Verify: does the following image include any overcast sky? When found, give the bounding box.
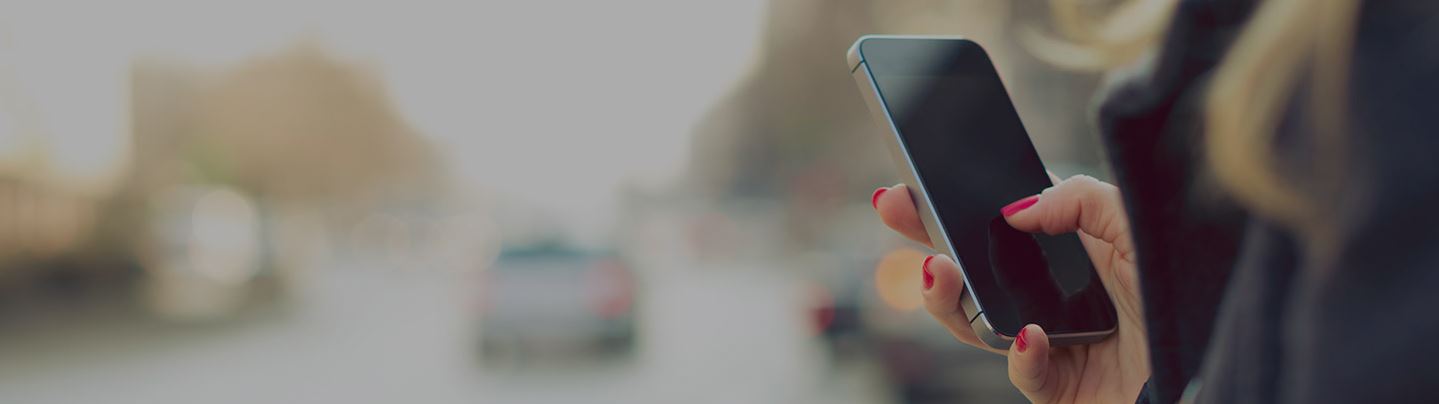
[0,0,767,239]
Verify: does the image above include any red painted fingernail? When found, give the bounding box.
[921,255,935,290]
[871,187,888,209]
[1016,326,1030,353]
[1000,195,1040,217]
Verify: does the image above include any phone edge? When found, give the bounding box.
[848,35,1008,350]
[847,35,1116,349]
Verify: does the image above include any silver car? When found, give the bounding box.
[476,244,638,361]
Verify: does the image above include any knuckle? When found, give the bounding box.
[1079,187,1105,212]
[1065,174,1100,187]
[1042,211,1067,235]
[1007,367,1030,390]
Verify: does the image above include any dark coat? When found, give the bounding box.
[1097,0,1439,402]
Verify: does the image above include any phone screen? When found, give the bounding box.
[861,38,1115,336]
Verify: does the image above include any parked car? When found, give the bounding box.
[476,243,638,362]
[862,249,1027,403]
[800,253,872,356]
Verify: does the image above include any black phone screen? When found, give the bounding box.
[861,38,1116,336]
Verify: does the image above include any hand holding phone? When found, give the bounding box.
[851,35,1152,404]
[848,36,1118,348]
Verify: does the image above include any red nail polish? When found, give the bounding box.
[922,255,935,290]
[871,187,888,209]
[1000,195,1040,217]
[1016,326,1030,353]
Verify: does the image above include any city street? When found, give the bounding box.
[0,256,894,404]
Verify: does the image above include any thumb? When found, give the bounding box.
[1001,175,1132,254]
[1007,324,1054,400]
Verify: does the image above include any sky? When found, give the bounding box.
[0,0,768,239]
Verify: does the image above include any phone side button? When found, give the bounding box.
[970,313,1015,350]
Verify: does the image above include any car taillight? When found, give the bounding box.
[809,284,836,335]
[588,259,633,319]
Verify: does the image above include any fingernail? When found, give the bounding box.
[1000,195,1040,217]
[871,187,888,209]
[1016,326,1030,353]
[921,255,935,290]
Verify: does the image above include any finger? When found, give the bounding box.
[1000,175,1133,255]
[999,175,1144,329]
[1007,324,1054,401]
[921,254,1005,354]
[873,184,933,248]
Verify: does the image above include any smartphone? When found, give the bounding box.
[847,35,1116,348]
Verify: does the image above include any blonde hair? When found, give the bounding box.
[1030,0,1363,231]
[1206,0,1361,230]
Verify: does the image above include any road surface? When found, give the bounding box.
[0,255,893,404]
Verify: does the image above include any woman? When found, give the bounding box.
[868,0,1439,402]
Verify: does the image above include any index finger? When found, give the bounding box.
[872,184,933,248]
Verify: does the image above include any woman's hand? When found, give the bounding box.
[872,175,1149,403]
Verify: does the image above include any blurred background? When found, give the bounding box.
[0,1,1105,403]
